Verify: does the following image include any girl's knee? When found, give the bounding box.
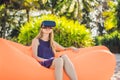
[54,58,64,66]
[61,54,69,59]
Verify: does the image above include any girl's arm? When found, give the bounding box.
[54,41,78,52]
[53,41,65,51]
[31,38,48,62]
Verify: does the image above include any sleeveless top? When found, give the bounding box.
[37,39,54,68]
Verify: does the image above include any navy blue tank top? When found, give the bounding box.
[37,39,54,59]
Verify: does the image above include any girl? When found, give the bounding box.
[32,20,78,80]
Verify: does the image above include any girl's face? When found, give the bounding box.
[41,26,53,34]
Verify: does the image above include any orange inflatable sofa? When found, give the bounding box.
[0,38,116,80]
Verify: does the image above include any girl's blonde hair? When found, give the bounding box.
[36,28,56,55]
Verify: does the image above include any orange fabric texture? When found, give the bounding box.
[0,38,116,80]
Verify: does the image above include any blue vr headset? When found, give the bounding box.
[41,20,56,27]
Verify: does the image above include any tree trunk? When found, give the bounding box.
[26,9,30,22]
[77,0,81,22]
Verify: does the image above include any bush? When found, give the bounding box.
[17,14,94,47]
[95,31,120,53]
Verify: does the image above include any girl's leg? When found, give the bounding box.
[51,58,64,80]
[61,55,78,80]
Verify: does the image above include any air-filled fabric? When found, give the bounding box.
[0,38,116,80]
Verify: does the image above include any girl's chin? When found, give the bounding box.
[45,32,50,34]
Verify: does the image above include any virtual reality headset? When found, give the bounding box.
[41,20,56,27]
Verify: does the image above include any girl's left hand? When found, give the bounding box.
[68,47,79,53]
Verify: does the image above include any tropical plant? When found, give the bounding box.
[95,31,120,53]
[116,0,120,30]
[102,1,117,33]
[0,0,40,38]
[0,0,11,38]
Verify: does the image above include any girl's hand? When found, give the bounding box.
[64,46,78,52]
[50,57,54,59]
[69,46,78,52]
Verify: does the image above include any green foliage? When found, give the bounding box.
[0,4,5,23]
[9,0,39,9]
[0,4,5,10]
[102,1,117,31]
[40,0,81,20]
[95,31,120,53]
[17,14,94,47]
[116,0,120,30]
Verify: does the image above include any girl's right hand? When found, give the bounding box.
[50,57,54,59]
